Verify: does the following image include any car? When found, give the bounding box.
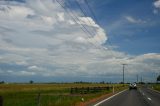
[129,83,137,90]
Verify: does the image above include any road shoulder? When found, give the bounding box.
[76,89,127,106]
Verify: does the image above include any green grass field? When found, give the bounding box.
[152,84,160,91]
[0,83,126,106]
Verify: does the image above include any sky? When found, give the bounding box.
[0,0,160,83]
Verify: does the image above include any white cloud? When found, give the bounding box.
[0,5,34,20]
[154,0,160,9]
[16,61,28,65]
[20,71,36,76]
[153,9,158,14]
[153,0,160,14]
[57,12,64,21]
[7,70,13,73]
[125,16,146,24]
[5,70,35,76]
[28,65,39,70]
[0,0,159,82]
[78,17,99,27]
[125,16,137,23]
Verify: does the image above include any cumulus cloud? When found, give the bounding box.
[0,0,159,82]
[153,0,160,14]
[154,0,160,9]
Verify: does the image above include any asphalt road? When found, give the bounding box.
[94,87,160,106]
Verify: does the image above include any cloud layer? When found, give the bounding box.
[0,0,159,82]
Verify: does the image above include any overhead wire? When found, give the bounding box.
[74,0,97,37]
[84,0,117,58]
[84,0,129,83]
[84,0,100,26]
[56,0,107,83]
[74,0,107,52]
[56,0,105,51]
[55,0,116,82]
[66,0,104,49]
[53,0,117,58]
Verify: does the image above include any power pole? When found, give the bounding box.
[137,74,138,83]
[141,76,142,84]
[122,64,127,85]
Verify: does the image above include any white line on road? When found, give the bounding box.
[147,97,152,101]
[93,89,127,106]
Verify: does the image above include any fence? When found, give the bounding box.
[70,86,112,94]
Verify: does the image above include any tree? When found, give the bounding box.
[0,81,4,84]
[29,80,34,84]
[157,75,160,82]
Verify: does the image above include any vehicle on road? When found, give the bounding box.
[129,83,137,90]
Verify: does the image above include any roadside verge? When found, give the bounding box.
[76,89,128,106]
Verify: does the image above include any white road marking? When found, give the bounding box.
[139,89,145,96]
[147,97,152,101]
[94,89,127,106]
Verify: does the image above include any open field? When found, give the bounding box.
[152,84,160,91]
[0,83,127,106]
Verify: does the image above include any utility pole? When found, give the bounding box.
[141,76,142,84]
[137,74,139,83]
[122,64,127,85]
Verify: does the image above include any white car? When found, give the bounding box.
[129,83,137,90]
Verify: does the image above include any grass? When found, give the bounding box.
[0,83,126,106]
[152,84,160,91]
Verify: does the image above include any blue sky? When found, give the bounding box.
[0,0,160,83]
[78,0,160,55]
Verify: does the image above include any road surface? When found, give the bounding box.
[94,87,160,106]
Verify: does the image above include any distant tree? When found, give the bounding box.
[119,82,124,84]
[29,80,34,84]
[0,81,4,84]
[100,81,105,84]
[157,75,160,82]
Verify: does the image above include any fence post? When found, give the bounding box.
[37,92,41,106]
[0,96,3,106]
[106,86,109,90]
[87,87,89,93]
[70,88,73,94]
[112,86,115,93]
[75,87,78,93]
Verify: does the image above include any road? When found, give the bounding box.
[93,87,160,106]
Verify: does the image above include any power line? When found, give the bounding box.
[73,0,108,52]
[56,0,106,52]
[66,0,104,49]
[74,0,97,36]
[56,0,117,61]
[55,0,112,81]
[84,0,100,26]
[84,0,119,59]
[84,0,102,41]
